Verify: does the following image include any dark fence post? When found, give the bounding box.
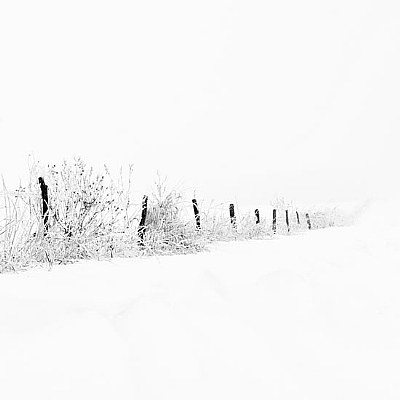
[306,213,312,230]
[286,210,290,233]
[38,177,49,235]
[255,209,260,224]
[296,211,300,224]
[272,209,277,234]
[192,198,201,229]
[229,203,236,229]
[138,195,148,245]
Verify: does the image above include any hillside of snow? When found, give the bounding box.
[1,200,400,399]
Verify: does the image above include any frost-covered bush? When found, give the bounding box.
[0,183,41,272]
[41,160,127,260]
[0,159,135,270]
[139,176,205,255]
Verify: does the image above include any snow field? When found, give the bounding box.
[1,200,400,399]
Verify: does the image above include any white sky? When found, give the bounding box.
[1,0,399,207]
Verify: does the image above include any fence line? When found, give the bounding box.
[0,169,342,272]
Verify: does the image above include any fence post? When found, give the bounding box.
[306,213,312,230]
[285,209,290,233]
[38,177,49,235]
[272,209,277,234]
[192,198,201,229]
[138,195,148,245]
[229,203,236,229]
[255,209,260,224]
[296,211,300,224]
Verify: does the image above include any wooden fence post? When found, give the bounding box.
[296,211,300,225]
[306,213,312,230]
[255,209,260,224]
[272,209,277,234]
[38,177,49,235]
[138,195,148,245]
[192,198,201,229]
[286,209,290,233]
[229,203,236,229]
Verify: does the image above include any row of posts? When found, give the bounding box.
[137,196,313,244]
[38,177,313,245]
[229,203,312,233]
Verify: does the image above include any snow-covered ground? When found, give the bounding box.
[1,200,400,400]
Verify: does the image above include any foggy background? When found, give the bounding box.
[1,0,399,208]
